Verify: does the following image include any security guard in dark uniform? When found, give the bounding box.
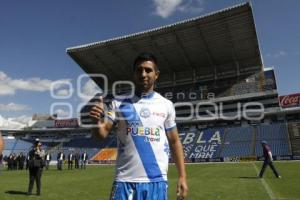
[27,139,45,196]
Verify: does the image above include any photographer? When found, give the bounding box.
[27,139,45,196]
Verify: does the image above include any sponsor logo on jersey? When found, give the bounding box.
[139,107,151,118]
[152,112,166,118]
[127,124,161,142]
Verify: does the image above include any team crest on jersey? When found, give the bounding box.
[139,107,151,118]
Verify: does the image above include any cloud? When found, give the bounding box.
[0,114,34,129]
[0,103,31,111]
[79,79,102,102]
[56,89,71,96]
[177,0,204,13]
[54,109,70,118]
[266,51,287,58]
[153,0,182,18]
[10,115,33,125]
[0,71,71,96]
[0,84,15,96]
[153,0,205,18]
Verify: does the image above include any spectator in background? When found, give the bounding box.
[75,151,80,169]
[0,132,3,172]
[3,155,8,169]
[259,141,281,178]
[81,151,88,170]
[26,153,30,170]
[57,151,64,170]
[67,152,74,170]
[12,153,18,170]
[7,153,14,170]
[44,152,51,170]
[18,152,26,170]
[27,139,45,196]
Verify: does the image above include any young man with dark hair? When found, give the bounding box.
[87,52,188,200]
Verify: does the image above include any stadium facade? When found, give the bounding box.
[2,3,300,163]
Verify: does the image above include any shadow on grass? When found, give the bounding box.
[5,190,28,195]
[238,176,260,179]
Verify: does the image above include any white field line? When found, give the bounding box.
[252,162,276,200]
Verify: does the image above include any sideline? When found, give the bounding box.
[252,162,276,200]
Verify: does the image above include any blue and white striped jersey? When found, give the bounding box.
[107,91,176,182]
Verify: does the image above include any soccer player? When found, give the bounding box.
[88,52,188,200]
[258,141,281,178]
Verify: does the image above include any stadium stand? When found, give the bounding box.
[178,123,293,161]
[31,120,55,129]
[179,127,224,161]
[3,137,33,155]
[288,122,300,157]
[63,2,300,162]
[221,126,254,157]
[91,148,118,162]
[255,123,291,157]
[1,3,299,165]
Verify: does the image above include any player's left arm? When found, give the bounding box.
[268,151,273,161]
[167,128,188,199]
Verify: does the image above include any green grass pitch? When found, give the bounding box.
[0,161,299,200]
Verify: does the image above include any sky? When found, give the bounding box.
[0,0,299,124]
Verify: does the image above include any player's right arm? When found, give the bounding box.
[89,96,114,139]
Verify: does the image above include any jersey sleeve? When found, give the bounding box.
[106,100,117,123]
[164,101,177,132]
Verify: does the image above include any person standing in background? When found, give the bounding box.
[259,141,281,178]
[27,139,45,196]
[81,151,88,170]
[26,153,30,170]
[18,152,26,170]
[57,151,64,170]
[67,152,74,170]
[44,152,51,170]
[75,151,80,169]
[0,132,3,172]
[12,153,18,170]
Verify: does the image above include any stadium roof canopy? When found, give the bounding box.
[67,2,263,88]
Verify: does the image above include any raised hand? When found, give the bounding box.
[89,96,105,122]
